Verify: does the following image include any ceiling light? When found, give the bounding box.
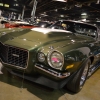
[81,13,87,16]
[62,7,67,10]
[96,21,100,22]
[14,3,19,6]
[41,14,48,16]
[4,4,9,7]
[54,9,58,12]
[60,15,64,17]
[0,3,3,6]
[53,0,67,2]
[96,0,100,4]
[81,19,86,22]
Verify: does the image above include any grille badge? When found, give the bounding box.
[12,54,19,57]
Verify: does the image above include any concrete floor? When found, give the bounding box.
[0,67,100,100]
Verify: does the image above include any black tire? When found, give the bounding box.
[66,59,90,93]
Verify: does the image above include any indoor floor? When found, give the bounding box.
[0,66,100,100]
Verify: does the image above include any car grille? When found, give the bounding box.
[0,42,28,69]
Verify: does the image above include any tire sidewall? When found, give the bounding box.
[75,59,90,92]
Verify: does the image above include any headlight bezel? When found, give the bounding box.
[47,50,64,70]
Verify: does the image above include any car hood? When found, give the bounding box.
[0,28,94,50]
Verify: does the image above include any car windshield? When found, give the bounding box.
[49,21,98,38]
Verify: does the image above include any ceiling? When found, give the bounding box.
[0,0,100,21]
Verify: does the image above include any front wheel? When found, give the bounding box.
[65,60,90,93]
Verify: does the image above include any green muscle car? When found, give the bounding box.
[0,20,100,93]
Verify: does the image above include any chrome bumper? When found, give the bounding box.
[35,64,70,79]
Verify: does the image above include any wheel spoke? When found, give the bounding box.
[80,63,89,87]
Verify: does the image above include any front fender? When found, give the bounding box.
[62,47,91,73]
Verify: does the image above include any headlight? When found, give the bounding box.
[38,52,45,62]
[47,50,64,70]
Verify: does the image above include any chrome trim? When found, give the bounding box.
[12,54,19,57]
[47,50,64,70]
[0,42,29,69]
[35,64,70,79]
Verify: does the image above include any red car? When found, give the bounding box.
[5,21,35,28]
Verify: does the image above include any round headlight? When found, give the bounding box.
[47,50,64,69]
[38,52,45,62]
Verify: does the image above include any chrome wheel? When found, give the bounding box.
[80,63,89,88]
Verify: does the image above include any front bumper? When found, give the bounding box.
[5,67,73,89]
[35,63,70,79]
[1,62,71,89]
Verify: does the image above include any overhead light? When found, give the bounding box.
[53,0,67,2]
[96,0,100,4]
[81,19,86,22]
[60,15,64,17]
[81,13,87,16]
[41,14,48,16]
[14,3,19,6]
[54,9,58,12]
[4,4,9,7]
[0,3,3,6]
[62,7,67,10]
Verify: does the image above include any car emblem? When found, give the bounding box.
[12,54,19,57]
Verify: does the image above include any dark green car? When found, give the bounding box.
[0,20,100,93]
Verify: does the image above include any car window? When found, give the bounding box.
[49,21,98,38]
[74,24,97,38]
